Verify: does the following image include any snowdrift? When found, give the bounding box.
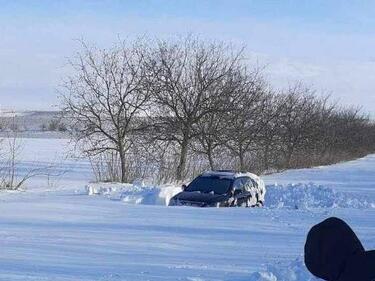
[265,183,375,209]
[86,182,181,205]
[87,181,375,209]
[249,258,320,281]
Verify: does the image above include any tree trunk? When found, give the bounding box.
[207,143,215,170]
[263,144,269,171]
[285,146,294,169]
[118,144,127,183]
[208,153,215,170]
[176,137,189,181]
[239,148,245,171]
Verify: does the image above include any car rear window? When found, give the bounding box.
[185,176,232,195]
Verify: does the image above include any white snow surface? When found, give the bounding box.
[265,183,375,210]
[248,258,320,281]
[86,182,182,206]
[86,180,374,210]
[0,138,375,280]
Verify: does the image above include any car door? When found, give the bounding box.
[242,177,257,206]
[232,177,250,206]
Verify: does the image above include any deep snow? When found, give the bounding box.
[0,138,375,280]
[86,181,375,210]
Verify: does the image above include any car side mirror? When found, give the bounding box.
[181,184,187,191]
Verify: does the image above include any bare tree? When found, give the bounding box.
[62,40,153,182]
[222,69,269,171]
[146,36,244,180]
[191,70,244,170]
[257,93,284,172]
[276,83,325,168]
[59,36,375,183]
[191,108,225,170]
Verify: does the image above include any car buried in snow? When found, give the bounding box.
[168,170,266,207]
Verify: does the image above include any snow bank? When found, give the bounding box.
[249,258,320,281]
[86,182,181,205]
[265,183,375,209]
[87,181,375,209]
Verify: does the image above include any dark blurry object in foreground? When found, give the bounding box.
[305,217,375,281]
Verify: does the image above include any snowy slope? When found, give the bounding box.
[0,138,375,281]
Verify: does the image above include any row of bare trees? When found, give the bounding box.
[61,36,375,183]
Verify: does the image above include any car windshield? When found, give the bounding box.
[185,176,232,195]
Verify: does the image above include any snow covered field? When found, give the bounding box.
[0,138,375,281]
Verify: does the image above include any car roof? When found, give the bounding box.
[201,170,256,179]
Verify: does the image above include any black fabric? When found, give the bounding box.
[304,217,375,281]
[338,251,375,281]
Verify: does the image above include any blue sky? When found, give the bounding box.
[0,0,374,112]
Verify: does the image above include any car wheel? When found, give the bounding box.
[253,193,261,207]
[229,198,237,207]
[239,198,250,208]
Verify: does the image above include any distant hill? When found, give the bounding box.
[0,110,68,139]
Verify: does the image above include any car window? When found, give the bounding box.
[185,176,232,195]
[243,178,254,191]
[233,178,246,192]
